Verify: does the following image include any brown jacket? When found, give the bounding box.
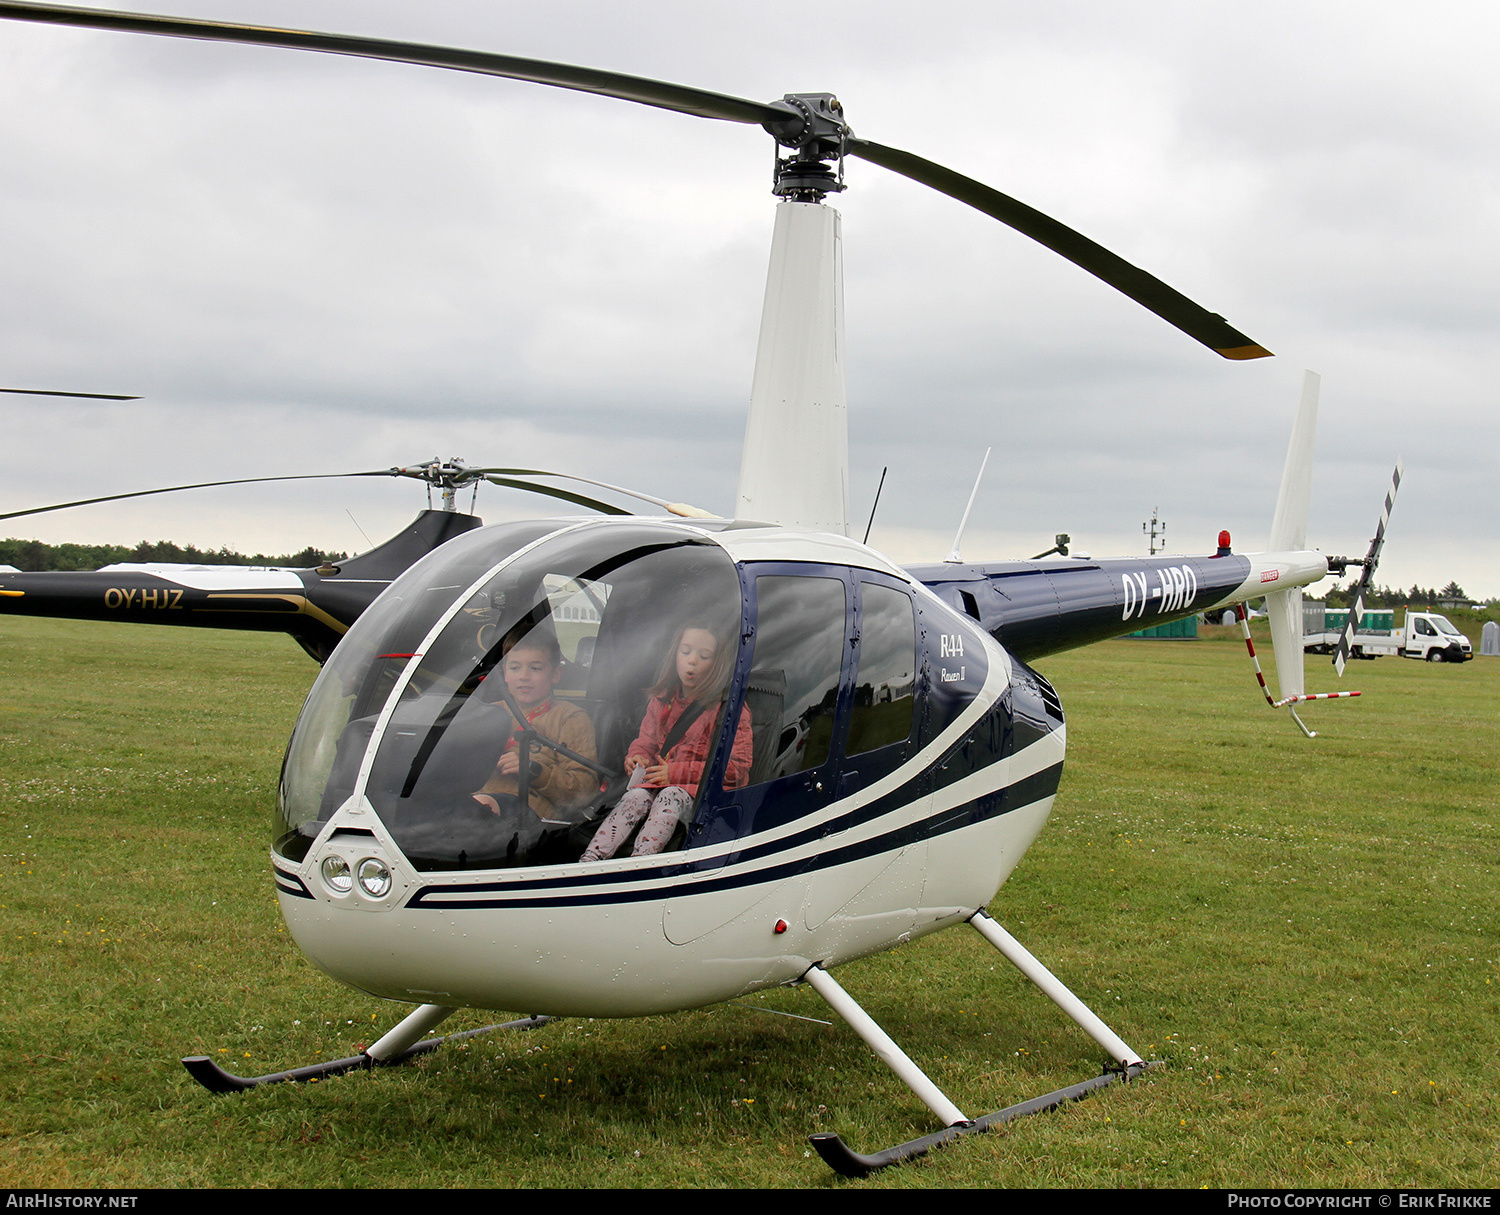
[478,700,598,819]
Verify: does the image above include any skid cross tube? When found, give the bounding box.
[968,910,1143,1066]
[182,1008,555,1093]
[802,964,968,1127]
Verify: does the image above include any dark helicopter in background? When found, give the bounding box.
[0,456,715,662]
[0,1,1387,1176]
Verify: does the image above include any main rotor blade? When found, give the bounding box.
[0,4,1268,358]
[0,471,395,521]
[479,476,629,516]
[0,468,646,522]
[0,1,782,127]
[466,467,715,517]
[1,387,140,399]
[847,138,1272,360]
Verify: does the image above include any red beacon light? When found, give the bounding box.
[1216,530,1232,557]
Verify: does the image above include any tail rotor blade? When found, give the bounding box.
[1334,459,1403,676]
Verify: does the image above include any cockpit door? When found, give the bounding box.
[691,564,855,849]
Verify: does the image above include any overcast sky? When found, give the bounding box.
[1,0,1495,598]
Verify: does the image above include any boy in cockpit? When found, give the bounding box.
[472,633,597,825]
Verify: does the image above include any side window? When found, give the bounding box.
[743,575,847,785]
[848,582,916,756]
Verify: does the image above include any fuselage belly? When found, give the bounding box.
[277,771,1058,1017]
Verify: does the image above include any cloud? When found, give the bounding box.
[0,0,1494,597]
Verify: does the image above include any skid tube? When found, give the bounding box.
[182,1009,555,1094]
[810,1059,1153,1177]
[804,910,1157,1177]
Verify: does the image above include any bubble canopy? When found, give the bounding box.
[276,520,744,870]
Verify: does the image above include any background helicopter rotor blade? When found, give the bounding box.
[1,387,140,399]
[845,138,1272,360]
[0,472,397,522]
[466,467,715,518]
[0,2,1267,358]
[479,476,630,516]
[0,468,643,522]
[387,463,654,515]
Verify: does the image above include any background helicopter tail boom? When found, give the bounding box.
[0,509,483,663]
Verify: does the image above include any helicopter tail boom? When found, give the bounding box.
[911,371,1354,735]
[909,545,1328,665]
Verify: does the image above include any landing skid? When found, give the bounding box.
[182,1006,554,1094]
[802,910,1156,1177]
[811,1060,1152,1177]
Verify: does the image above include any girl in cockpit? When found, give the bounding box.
[581,621,750,861]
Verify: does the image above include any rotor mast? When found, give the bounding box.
[736,95,853,534]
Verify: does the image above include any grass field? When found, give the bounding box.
[1,616,1495,1188]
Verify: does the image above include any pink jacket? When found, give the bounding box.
[625,694,753,791]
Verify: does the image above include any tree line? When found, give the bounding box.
[1323,580,1486,608]
[0,537,347,572]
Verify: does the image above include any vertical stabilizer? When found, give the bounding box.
[1270,370,1319,551]
[735,201,849,533]
[1267,371,1319,705]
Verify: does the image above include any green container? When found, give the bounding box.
[1326,608,1394,632]
[1127,617,1199,640]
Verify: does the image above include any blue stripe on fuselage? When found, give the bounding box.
[406,759,1062,910]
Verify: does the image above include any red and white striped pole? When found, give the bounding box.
[1236,604,1359,736]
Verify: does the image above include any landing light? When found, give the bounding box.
[320,856,352,894]
[357,858,392,899]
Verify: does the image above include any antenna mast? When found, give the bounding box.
[1142,508,1166,555]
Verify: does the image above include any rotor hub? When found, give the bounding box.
[764,93,848,201]
[389,457,478,510]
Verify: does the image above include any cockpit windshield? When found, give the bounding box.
[276,521,743,871]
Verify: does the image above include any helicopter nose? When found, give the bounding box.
[310,824,409,911]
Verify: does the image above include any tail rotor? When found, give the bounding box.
[1329,460,1403,676]
[1235,372,1390,737]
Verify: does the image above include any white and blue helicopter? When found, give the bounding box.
[0,1,1388,1175]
